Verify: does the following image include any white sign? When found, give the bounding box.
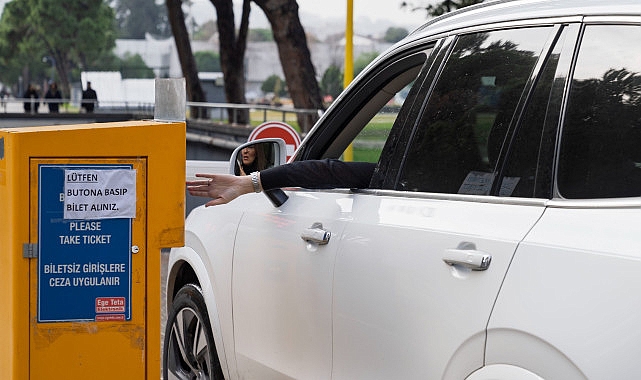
[64,169,136,220]
[458,171,495,195]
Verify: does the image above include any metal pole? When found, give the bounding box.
[343,0,354,161]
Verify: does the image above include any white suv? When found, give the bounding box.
[164,1,641,379]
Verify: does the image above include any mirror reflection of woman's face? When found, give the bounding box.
[241,146,256,165]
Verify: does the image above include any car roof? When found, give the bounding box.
[409,0,641,40]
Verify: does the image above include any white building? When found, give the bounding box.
[114,33,393,101]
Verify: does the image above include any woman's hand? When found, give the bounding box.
[187,173,254,206]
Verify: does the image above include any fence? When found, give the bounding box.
[0,97,152,114]
[186,101,322,131]
[1,97,322,130]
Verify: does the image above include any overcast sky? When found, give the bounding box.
[0,0,431,38]
[189,0,430,38]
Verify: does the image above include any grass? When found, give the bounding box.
[347,113,395,162]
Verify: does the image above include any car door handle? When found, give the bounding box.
[301,222,331,245]
[443,242,491,271]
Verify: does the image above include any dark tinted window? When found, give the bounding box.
[397,27,554,194]
[558,25,641,199]
[498,26,573,198]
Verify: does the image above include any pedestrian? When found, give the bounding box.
[23,84,40,114]
[81,81,98,113]
[0,86,7,111]
[44,82,62,113]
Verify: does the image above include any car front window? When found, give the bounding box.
[344,80,416,163]
[338,53,429,164]
[396,27,555,195]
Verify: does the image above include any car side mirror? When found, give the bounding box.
[229,138,289,207]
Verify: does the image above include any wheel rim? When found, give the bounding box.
[166,306,213,380]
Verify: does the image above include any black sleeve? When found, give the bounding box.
[260,159,376,190]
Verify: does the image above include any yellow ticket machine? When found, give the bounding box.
[0,119,185,379]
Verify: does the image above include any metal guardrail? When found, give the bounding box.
[186,101,322,128]
[1,97,322,126]
[0,97,153,114]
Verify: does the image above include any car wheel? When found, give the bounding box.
[163,284,224,380]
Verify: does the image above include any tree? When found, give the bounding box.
[0,0,38,94]
[401,0,484,17]
[195,51,222,72]
[111,0,171,39]
[261,74,287,97]
[92,52,155,78]
[210,0,251,124]
[320,65,343,99]
[354,51,379,77]
[168,0,323,129]
[253,0,324,132]
[0,0,116,98]
[167,0,208,118]
[384,27,409,43]
[168,0,251,123]
[119,53,156,78]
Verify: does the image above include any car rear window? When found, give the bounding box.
[558,24,641,199]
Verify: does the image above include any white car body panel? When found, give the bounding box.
[232,190,353,379]
[168,244,234,379]
[331,194,546,379]
[466,364,544,380]
[487,202,641,379]
[174,202,245,379]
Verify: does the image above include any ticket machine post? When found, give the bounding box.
[0,114,185,379]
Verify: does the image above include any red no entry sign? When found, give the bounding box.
[248,121,301,161]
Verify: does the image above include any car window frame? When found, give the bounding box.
[371,37,455,189]
[492,23,580,199]
[293,44,437,162]
[554,17,641,200]
[378,23,572,199]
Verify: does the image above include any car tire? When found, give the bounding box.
[163,284,224,380]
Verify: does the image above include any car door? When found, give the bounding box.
[487,21,641,379]
[331,25,568,379]
[231,48,433,379]
[231,191,352,379]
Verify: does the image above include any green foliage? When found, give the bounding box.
[195,51,221,72]
[90,52,122,71]
[70,2,118,67]
[354,51,379,77]
[248,28,274,42]
[90,52,154,78]
[0,0,116,95]
[261,74,287,97]
[383,27,409,43]
[320,65,343,98]
[120,53,155,78]
[110,0,170,39]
